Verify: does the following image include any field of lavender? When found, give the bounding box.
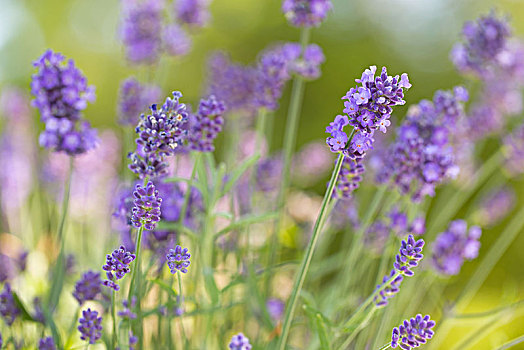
[1,0,524,349]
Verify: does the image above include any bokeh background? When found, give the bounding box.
[1,0,524,348]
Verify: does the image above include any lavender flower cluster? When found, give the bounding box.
[391,314,435,349]
[118,78,162,126]
[78,308,103,344]
[282,0,332,27]
[186,95,226,152]
[376,87,467,200]
[31,50,97,155]
[166,245,191,274]
[102,245,136,291]
[131,182,162,230]
[432,220,481,276]
[229,332,252,350]
[73,270,102,304]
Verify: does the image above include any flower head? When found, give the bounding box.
[38,337,56,350]
[102,246,136,291]
[266,298,285,321]
[73,271,102,304]
[78,308,102,344]
[163,24,192,57]
[0,283,20,326]
[186,95,226,152]
[394,234,424,276]
[282,0,332,27]
[374,269,404,307]
[475,186,515,227]
[229,333,252,350]
[432,220,481,276]
[118,297,137,320]
[166,245,191,274]
[334,156,364,199]
[391,314,435,349]
[131,181,162,230]
[175,0,210,27]
[118,78,161,126]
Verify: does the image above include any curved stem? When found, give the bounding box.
[277,151,345,350]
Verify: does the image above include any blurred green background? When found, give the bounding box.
[1,0,524,348]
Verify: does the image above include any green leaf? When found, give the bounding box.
[222,154,260,195]
[12,292,36,322]
[316,314,331,349]
[154,222,199,240]
[149,278,178,299]
[214,212,278,238]
[162,176,205,193]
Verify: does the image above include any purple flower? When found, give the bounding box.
[266,298,285,321]
[38,337,56,350]
[174,0,210,27]
[229,333,252,350]
[256,155,283,194]
[326,130,348,152]
[120,0,163,64]
[78,308,102,344]
[118,78,162,126]
[286,43,326,79]
[374,269,404,307]
[131,182,162,230]
[432,220,481,276]
[409,217,426,236]
[31,50,98,155]
[0,331,2,349]
[163,24,192,57]
[166,245,191,274]
[391,314,435,349]
[475,186,515,227]
[118,297,137,320]
[0,283,20,326]
[334,156,364,199]
[73,271,102,304]
[129,330,138,350]
[186,95,226,152]
[504,124,524,175]
[102,246,136,291]
[394,234,424,277]
[389,207,408,234]
[282,0,332,27]
[254,47,291,111]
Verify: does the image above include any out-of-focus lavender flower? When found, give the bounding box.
[175,0,210,27]
[229,333,252,350]
[163,24,192,57]
[131,182,162,230]
[374,269,404,307]
[186,95,226,152]
[38,337,56,350]
[409,217,426,236]
[474,186,515,227]
[432,220,481,276]
[394,234,424,276]
[504,124,524,175]
[118,297,137,320]
[389,207,408,234]
[73,271,102,304]
[129,92,188,179]
[293,141,333,185]
[33,298,46,324]
[166,245,191,274]
[78,308,102,344]
[102,246,136,291]
[266,298,285,321]
[330,198,360,231]
[451,11,511,75]
[284,43,326,80]
[377,87,466,201]
[31,50,98,155]
[207,52,258,115]
[256,155,283,194]
[118,78,162,126]
[0,255,15,283]
[120,0,164,64]
[391,314,435,349]
[282,0,332,27]
[334,156,364,199]
[129,330,138,350]
[0,283,20,325]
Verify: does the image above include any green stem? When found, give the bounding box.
[495,335,524,350]
[178,153,201,228]
[177,274,188,347]
[127,225,144,349]
[337,308,376,350]
[112,289,118,349]
[378,343,391,350]
[268,27,311,292]
[277,151,345,350]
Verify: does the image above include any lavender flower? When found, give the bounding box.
[394,234,424,276]
[118,297,137,320]
[118,78,162,126]
[33,298,46,324]
[282,0,332,27]
[374,269,404,307]
[128,92,188,179]
[334,155,364,198]
[38,337,56,350]
[163,24,192,57]
[166,245,191,274]
[31,49,98,155]
[229,333,252,350]
[432,220,481,276]
[78,308,102,344]
[73,271,102,304]
[0,331,2,349]
[256,155,283,194]
[266,298,285,321]
[102,246,136,291]
[504,124,524,175]
[186,95,226,152]
[129,330,138,350]
[120,0,164,64]
[175,0,210,27]
[475,186,515,227]
[0,283,20,325]
[131,181,162,230]
[391,314,435,349]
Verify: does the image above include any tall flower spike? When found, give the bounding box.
[374,269,404,307]
[282,0,332,27]
[166,245,191,274]
[391,314,435,349]
[229,333,252,350]
[432,220,481,276]
[31,49,98,155]
[102,246,136,291]
[175,0,210,28]
[73,271,102,304]
[334,155,365,199]
[78,308,103,344]
[186,95,226,152]
[118,78,161,126]
[0,283,20,326]
[394,234,424,276]
[131,181,162,230]
[38,337,56,350]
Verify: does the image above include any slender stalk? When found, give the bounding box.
[127,225,144,349]
[112,289,118,349]
[378,343,391,350]
[178,153,201,227]
[177,274,188,346]
[277,151,345,350]
[337,308,376,350]
[495,335,524,350]
[268,27,311,291]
